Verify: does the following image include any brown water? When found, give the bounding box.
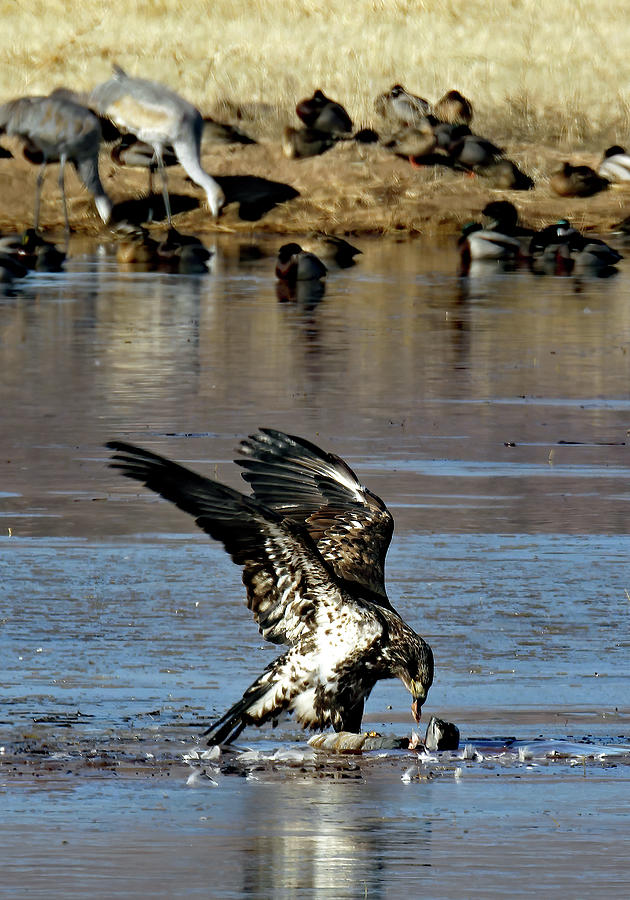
[1,236,630,898]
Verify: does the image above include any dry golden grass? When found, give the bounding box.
[3,0,630,146]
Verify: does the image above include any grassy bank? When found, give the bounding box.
[3,1,630,146]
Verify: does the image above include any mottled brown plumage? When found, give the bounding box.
[107,429,434,744]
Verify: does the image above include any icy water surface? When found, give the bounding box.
[1,236,630,898]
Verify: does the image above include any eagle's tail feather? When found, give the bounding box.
[202,682,270,745]
[202,660,298,746]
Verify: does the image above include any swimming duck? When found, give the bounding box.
[481,201,533,237]
[433,90,473,125]
[458,221,522,269]
[597,146,630,183]
[156,227,213,273]
[529,219,621,272]
[0,238,28,280]
[303,233,362,268]
[275,242,327,283]
[374,84,431,127]
[0,229,65,271]
[112,222,160,265]
[566,233,622,270]
[282,126,338,159]
[529,219,579,256]
[296,90,353,135]
[550,162,609,197]
[19,228,66,270]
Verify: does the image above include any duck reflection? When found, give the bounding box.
[275,277,326,308]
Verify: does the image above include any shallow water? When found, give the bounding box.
[1,236,630,897]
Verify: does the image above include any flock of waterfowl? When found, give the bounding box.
[0,68,629,284]
[456,200,623,276]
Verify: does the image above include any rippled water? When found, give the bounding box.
[1,236,630,897]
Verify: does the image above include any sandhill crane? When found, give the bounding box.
[0,94,112,232]
[91,67,225,223]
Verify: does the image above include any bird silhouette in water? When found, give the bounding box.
[107,429,434,744]
[91,66,225,223]
[0,93,112,232]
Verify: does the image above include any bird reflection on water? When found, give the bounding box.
[237,778,433,898]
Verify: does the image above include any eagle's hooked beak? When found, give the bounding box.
[403,674,428,724]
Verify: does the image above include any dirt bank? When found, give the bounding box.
[1,135,629,238]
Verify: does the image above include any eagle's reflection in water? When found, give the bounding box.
[237,777,433,898]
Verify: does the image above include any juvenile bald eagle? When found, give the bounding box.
[107,429,433,744]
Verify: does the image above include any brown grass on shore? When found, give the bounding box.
[1,130,628,238]
[4,0,630,146]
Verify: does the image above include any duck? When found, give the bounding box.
[156,227,213,273]
[597,146,630,183]
[0,244,28,281]
[282,126,338,159]
[550,162,609,197]
[0,230,65,271]
[296,90,353,135]
[374,84,431,127]
[458,222,522,270]
[433,90,473,125]
[303,233,361,268]
[529,219,621,273]
[432,122,471,151]
[478,158,534,190]
[275,243,327,284]
[18,229,66,270]
[383,122,437,163]
[448,133,503,170]
[529,218,580,256]
[566,233,622,270]
[112,222,160,265]
[481,201,533,237]
[201,117,256,146]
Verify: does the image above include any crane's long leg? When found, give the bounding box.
[58,154,70,235]
[147,158,156,224]
[34,162,47,232]
[155,148,172,225]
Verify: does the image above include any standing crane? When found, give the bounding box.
[91,67,225,223]
[0,93,112,232]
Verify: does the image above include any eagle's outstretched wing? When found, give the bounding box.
[237,428,393,605]
[106,440,380,648]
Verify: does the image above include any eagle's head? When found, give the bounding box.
[396,634,434,724]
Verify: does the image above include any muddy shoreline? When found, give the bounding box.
[1,137,629,238]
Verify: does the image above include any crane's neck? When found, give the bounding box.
[172,137,224,217]
[74,155,112,223]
